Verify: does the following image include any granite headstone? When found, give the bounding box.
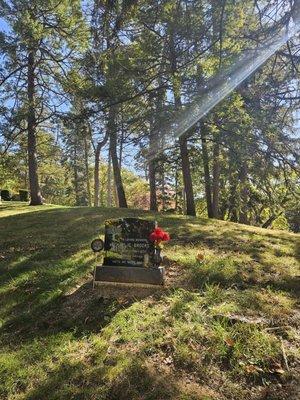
[103,218,156,267]
[94,218,165,285]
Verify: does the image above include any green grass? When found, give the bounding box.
[0,202,299,399]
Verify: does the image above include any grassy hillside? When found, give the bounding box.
[0,203,299,400]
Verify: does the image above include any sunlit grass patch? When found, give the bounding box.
[189,254,261,287]
[236,287,295,320]
[85,288,286,393]
[0,332,86,399]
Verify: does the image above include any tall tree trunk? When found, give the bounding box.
[27,50,42,205]
[179,136,196,216]
[149,158,158,211]
[149,103,158,211]
[239,163,249,224]
[182,187,186,215]
[212,0,222,217]
[108,106,127,208]
[119,115,124,169]
[200,125,213,218]
[174,167,178,211]
[113,182,118,207]
[107,152,112,207]
[94,144,101,207]
[73,143,80,206]
[24,168,28,189]
[148,71,165,212]
[212,135,220,218]
[94,133,108,207]
[100,166,104,207]
[228,171,238,222]
[168,25,196,216]
[83,133,91,207]
[161,168,166,211]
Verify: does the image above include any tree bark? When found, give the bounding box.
[149,158,158,211]
[94,144,101,207]
[239,163,249,224]
[182,187,186,215]
[108,106,127,208]
[107,152,112,207]
[73,141,80,206]
[149,104,158,211]
[119,114,124,169]
[212,135,220,218]
[200,125,213,218]
[27,50,43,205]
[83,133,91,207]
[168,24,196,216]
[94,133,109,207]
[174,166,178,211]
[113,182,118,207]
[228,165,238,222]
[161,167,166,211]
[148,69,165,212]
[179,136,196,216]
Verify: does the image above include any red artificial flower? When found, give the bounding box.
[149,227,170,243]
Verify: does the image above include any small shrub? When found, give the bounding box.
[286,209,300,233]
[11,194,20,201]
[19,190,29,202]
[1,189,12,201]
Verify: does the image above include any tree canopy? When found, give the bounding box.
[0,0,299,231]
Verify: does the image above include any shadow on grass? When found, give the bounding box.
[0,207,144,347]
[22,353,190,400]
[0,206,184,350]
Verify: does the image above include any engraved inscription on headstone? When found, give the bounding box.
[103,218,156,267]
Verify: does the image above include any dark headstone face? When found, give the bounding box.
[103,218,156,267]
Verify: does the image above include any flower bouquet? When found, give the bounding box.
[148,227,170,267]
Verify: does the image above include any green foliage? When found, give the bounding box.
[0,154,22,193]
[1,0,299,225]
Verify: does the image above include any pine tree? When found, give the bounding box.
[0,0,88,204]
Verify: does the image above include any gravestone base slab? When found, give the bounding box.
[93,281,165,299]
[94,265,165,285]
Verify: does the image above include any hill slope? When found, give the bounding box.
[0,203,299,400]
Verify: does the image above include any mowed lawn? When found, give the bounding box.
[0,203,299,400]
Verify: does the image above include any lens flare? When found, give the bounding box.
[148,4,300,160]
